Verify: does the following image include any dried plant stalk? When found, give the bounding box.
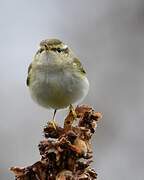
[10,105,102,180]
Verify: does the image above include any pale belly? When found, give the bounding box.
[29,69,89,109]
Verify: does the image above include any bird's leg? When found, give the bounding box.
[69,104,77,119]
[50,109,57,129]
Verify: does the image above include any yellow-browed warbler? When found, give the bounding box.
[27,39,89,127]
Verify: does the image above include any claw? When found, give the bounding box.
[49,119,57,129]
[49,109,57,129]
[69,104,77,119]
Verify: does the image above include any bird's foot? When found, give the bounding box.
[49,119,57,129]
[69,104,77,119]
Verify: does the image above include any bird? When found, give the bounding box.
[26,39,89,127]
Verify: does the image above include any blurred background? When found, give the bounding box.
[0,0,144,179]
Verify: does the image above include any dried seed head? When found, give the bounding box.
[56,170,73,180]
[73,138,88,156]
[66,131,77,144]
[10,105,101,179]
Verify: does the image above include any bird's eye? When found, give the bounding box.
[51,47,69,53]
[57,48,61,53]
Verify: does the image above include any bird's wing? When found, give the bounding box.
[26,63,32,86]
[73,58,86,74]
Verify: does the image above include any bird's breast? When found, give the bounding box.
[29,65,89,109]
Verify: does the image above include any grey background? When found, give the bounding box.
[0,0,144,179]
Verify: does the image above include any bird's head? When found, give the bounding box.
[34,38,74,66]
[34,39,86,75]
[39,39,69,54]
